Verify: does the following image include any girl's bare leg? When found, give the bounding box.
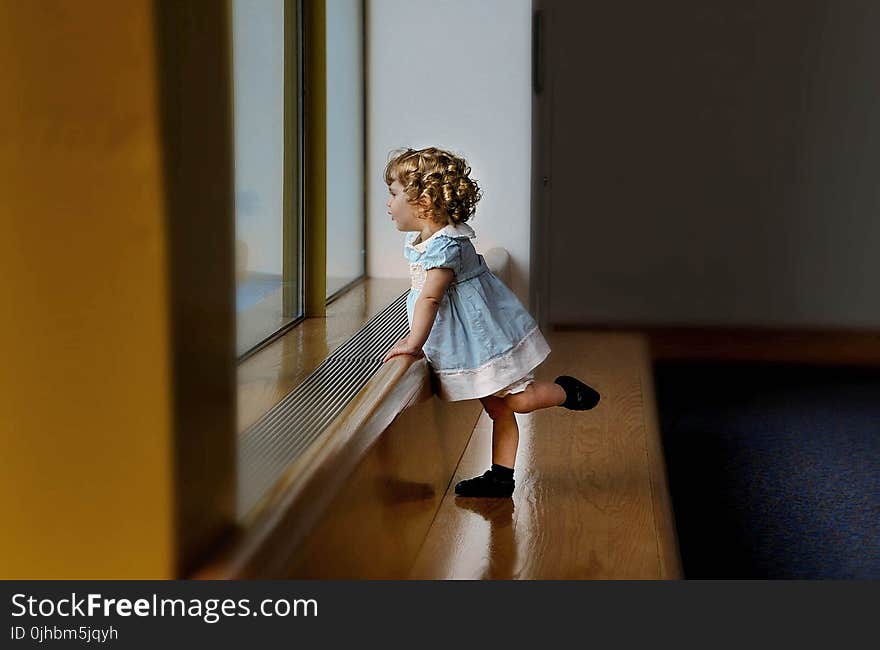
[504,381,566,414]
[479,396,519,468]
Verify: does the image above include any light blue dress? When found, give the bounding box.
[404,223,551,401]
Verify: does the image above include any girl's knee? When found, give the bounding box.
[480,395,513,420]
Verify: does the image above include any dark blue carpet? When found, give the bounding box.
[653,361,880,579]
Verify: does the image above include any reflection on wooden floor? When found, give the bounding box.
[286,330,680,580]
[284,381,483,579]
[409,331,680,579]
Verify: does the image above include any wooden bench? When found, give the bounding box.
[198,330,680,579]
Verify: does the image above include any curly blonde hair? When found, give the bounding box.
[383,147,482,225]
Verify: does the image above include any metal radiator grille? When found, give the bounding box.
[237,291,410,518]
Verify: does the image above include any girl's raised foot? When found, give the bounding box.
[554,375,600,410]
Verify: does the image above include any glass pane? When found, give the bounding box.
[233,0,300,355]
[326,0,365,298]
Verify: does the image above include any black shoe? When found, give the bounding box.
[554,375,601,410]
[454,469,515,498]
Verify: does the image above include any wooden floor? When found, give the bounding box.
[408,330,681,579]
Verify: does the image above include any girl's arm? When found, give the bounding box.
[383,268,454,362]
[408,267,454,348]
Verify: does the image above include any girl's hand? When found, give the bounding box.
[382,337,424,363]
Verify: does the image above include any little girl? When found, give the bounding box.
[382,147,600,498]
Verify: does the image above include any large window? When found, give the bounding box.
[233,0,365,357]
[232,0,302,357]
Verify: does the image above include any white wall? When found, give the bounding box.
[544,2,880,329]
[366,0,533,304]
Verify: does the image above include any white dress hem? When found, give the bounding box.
[431,325,550,401]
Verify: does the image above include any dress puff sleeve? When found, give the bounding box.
[421,236,461,276]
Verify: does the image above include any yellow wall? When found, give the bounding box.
[0,0,174,578]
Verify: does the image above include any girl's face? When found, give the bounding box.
[386,180,422,231]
